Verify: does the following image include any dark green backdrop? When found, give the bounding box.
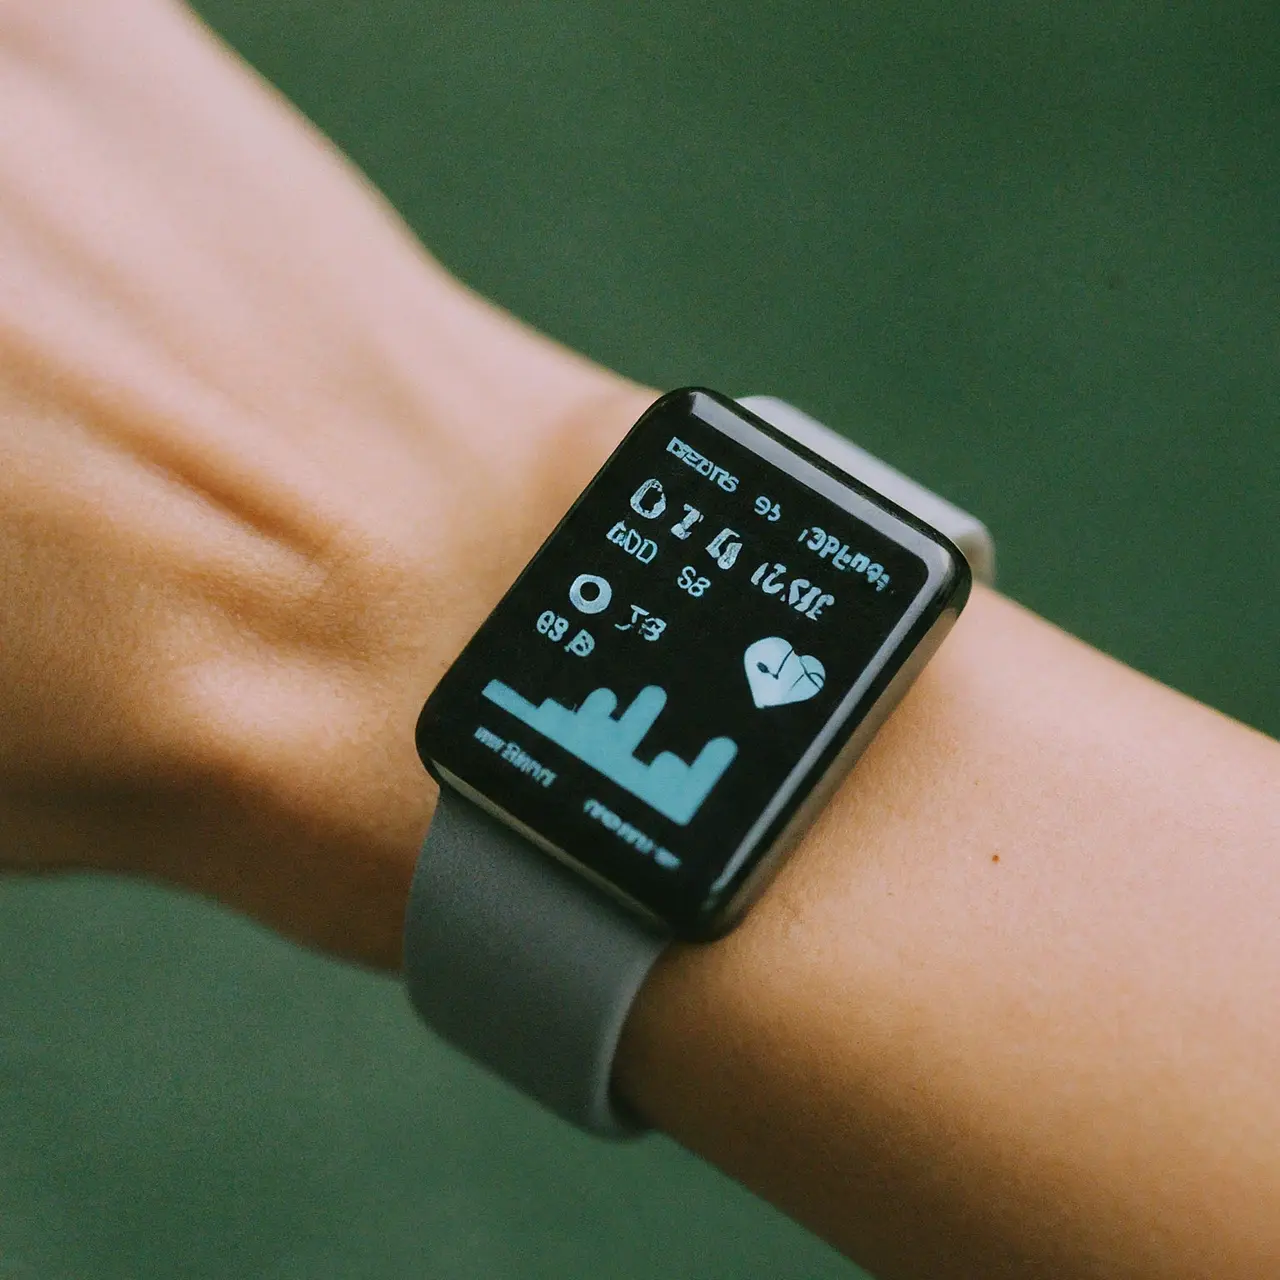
[2,3,1276,1278]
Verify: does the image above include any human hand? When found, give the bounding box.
[0,0,649,968]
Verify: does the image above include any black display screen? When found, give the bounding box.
[417,389,968,937]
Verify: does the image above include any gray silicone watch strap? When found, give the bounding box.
[403,395,993,1140]
[404,787,665,1137]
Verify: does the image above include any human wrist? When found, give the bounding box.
[612,584,1280,1278]
[155,340,653,971]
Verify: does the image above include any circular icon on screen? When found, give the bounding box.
[569,573,613,615]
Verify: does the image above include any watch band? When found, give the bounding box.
[403,398,994,1139]
[403,787,662,1137]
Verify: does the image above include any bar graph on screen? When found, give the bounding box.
[481,679,736,824]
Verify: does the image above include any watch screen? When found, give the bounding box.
[416,389,968,937]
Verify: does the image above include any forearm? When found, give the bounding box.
[0,0,640,966]
[617,585,1280,1278]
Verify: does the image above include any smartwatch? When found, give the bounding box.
[405,388,994,1137]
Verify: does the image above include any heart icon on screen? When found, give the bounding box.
[744,637,826,709]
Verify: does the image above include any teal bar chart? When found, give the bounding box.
[482,680,736,824]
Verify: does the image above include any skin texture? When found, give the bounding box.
[1,2,1278,1277]
[0,0,643,967]
[618,592,1280,1277]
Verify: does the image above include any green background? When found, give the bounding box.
[2,3,1276,1277]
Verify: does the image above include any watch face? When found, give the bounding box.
[416,389,969,938]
